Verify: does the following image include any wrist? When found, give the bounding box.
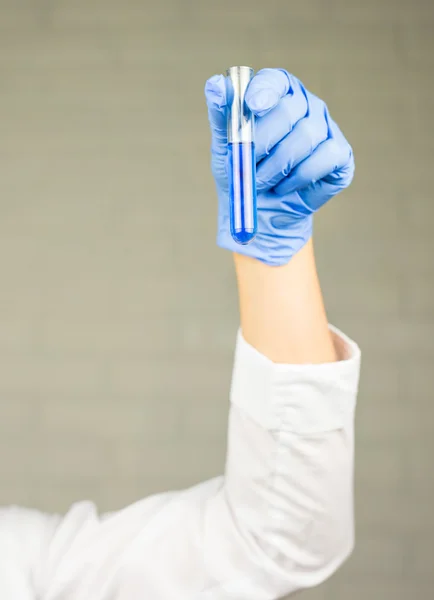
[233,239,337,364]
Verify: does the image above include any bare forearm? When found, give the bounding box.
[234,239,337,364]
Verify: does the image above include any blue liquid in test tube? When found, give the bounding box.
[226,66,257,245]
[228,142,257,244]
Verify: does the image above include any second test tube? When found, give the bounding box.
[226,66,257,245]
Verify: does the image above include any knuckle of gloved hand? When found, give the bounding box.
[342,148,355,178]
[327,138,346,164]
[279,95,297,128]
[297,118,318,149]
[346,161,356,184]
[280,155,293,178]
[279,69,295,94]
[281,166,290,178]
[309,96,329,135]
[256,67,276,79]
[289,73,303,95]
[329,145,354,186]
[348,150,355,172]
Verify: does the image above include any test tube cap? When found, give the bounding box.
[226,66,255,144]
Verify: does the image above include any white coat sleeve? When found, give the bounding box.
[0,326,360,600]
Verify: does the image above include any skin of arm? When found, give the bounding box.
[234,238,338,365]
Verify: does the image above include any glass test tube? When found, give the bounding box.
[226,66,257,245]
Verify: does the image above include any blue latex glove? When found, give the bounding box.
[204,68,355,266]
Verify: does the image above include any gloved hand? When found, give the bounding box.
[204,68,355,266]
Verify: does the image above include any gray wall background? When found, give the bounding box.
[0,1,433,598]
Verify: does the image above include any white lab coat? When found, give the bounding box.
[0,326,360,600]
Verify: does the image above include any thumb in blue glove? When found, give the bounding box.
[204,68,354,266]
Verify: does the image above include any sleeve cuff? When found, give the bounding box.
[230,325,361,434]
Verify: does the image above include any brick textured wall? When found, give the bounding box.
[0,1,433,598]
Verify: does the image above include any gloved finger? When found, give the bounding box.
[296,162,355,211]
[245,68,292,117]
[274,116,353,200]
[256,92,328,191]
[254,77,308,161]
[204,74,228,156]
